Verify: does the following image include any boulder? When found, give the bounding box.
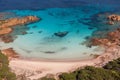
[54,31,69,37]
[107,14,120,25]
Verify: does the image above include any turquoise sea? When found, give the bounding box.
[0,0,120,60]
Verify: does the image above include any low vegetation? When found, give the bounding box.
[41,58,120,80]
[0,52,16,80]
[40,77,56,80]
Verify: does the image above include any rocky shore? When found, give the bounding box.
[107,14,120,25]
[91,28,120,47]
[0,16,40,43]
[1,48,19,59]
[0,15,40,58]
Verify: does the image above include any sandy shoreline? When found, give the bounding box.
[13,55,95,62]
[8,46,120,80]
[9,58,95,80]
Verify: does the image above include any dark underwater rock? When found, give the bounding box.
[88,27,94,30]
[32,26,37,28]
[44,51,55,54]
[29,32,33,34]
[38,30,42,33]
[54,31,69,37]
[76,30,80,34]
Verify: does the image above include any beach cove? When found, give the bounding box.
[0,1,120,79]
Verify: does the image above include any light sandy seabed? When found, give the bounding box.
[9,46,120,80]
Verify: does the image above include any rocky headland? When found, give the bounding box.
[0,16,39,35]
[0,16,40,43]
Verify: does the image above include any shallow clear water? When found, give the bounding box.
[0,1,120,60]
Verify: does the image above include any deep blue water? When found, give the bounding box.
[0,0,120,60]
[0,0,120,10]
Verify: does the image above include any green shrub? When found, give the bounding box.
[0,52,16,80]
[40,77,55,80]
[77,66,120,80]
[59,73,76,80]
[103,58,120,71]
[58,58,120,80]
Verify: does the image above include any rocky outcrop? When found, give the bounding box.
[0,28,12,35]
[91,38,110,46]
[1,48,19,59]
[91,28,120,47]
[0,16,39,28]
[107,14,120,25]
[0,35,13,43]
[0,16,40,43]
[108,14,120,21]
[0,16,39,35]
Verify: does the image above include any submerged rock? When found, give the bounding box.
[32,26,37,28]
[29,32,33,34]
[0,35,14,43]
[88,27,94,30]
[43,51,55,54]
[76,30,80,34]
[38,30,42,33]
[54,31,69,37]
[22,31,27,35]
[107,21,114,25]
